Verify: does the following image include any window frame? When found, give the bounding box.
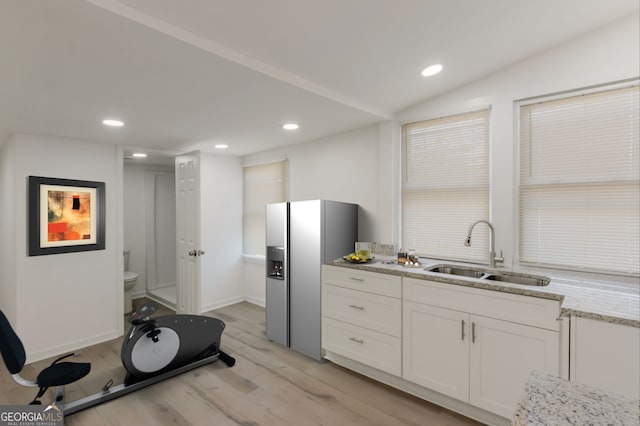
[401,108,491,263]
[514,80,639,277]
[242,159,287,257]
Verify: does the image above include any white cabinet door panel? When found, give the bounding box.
[571,317,640,399]
[403,301,469,401]
[469,315,559,418]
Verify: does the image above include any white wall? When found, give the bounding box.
[7,133,121,362]
[199,153,245,311]
[1,12,636,361]
[0,140,17,324]
[395,12,640,268]
[241,124,383,305]
[239,13,639,304]
[244,124,382,240]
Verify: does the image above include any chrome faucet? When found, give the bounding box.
[465,219,503,268]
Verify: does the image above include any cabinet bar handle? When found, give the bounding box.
[349,337,364,344]
[461,320,465,340]
[349,304,365,310]
[349,277,365,282]
[472,322,476,343]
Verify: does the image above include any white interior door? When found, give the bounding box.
[175,151,201,314]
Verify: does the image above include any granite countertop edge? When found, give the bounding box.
[511,370,640,425]
[328,259,640,328]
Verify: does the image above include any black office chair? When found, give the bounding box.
[0,310,91,406]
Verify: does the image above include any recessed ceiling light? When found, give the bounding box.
[282,123,299,130]
[102,119,124,127]
[214,144,228,149]
[132,153,147,158]
[421,64,443,77]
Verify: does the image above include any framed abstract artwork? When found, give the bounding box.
[28,176,106,256]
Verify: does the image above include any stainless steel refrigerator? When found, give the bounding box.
[265,200,358,360]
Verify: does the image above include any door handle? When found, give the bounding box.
[198,250,205,256]
[188,249,206,257]
[472,322,476,343]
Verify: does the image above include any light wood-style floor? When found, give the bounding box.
[0,300,482,425]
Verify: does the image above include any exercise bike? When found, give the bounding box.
[0,301,235,415]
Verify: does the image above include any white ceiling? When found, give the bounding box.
[1,0,638,160]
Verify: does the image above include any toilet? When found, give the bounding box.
[123,250,138,314]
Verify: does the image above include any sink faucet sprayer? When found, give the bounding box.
[465,220,503,268]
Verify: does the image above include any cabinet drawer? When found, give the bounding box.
[404,278,560,331]
[323,317,401,376]
[322,265,401,298]
[323,284,401,337]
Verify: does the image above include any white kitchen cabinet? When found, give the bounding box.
[403,301,469,400]
[323,284,401,336]
[469,314,559,417]
[403,277,560,419]
[322,265,401,298]
[322,265,402,376]
[570,316,640,399]
[322,267,564,423]
[403,276,560,331]
[323,317,401,375]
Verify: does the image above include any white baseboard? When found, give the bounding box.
[27,329,121,364]
[201,296,246,313]
[26,296,263,363]
[136,292,264,313]
[244,296,265,307]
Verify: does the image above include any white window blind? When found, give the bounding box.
[243,160,286,256]
[402,109,490,262]
[519,84,639,275]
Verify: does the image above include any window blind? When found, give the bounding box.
[243,160,286,256]
[402,109,490,262]
[519,84,639,275]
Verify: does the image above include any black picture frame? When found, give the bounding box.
[28,176,106,256]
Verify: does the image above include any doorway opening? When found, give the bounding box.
[145,170,176,307]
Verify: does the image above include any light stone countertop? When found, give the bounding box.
[329,257,640,327]
[510,371,640,425]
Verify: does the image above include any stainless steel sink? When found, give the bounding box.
[425,264,550,286]
[484,272,550,287]
[426,264,486,279]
